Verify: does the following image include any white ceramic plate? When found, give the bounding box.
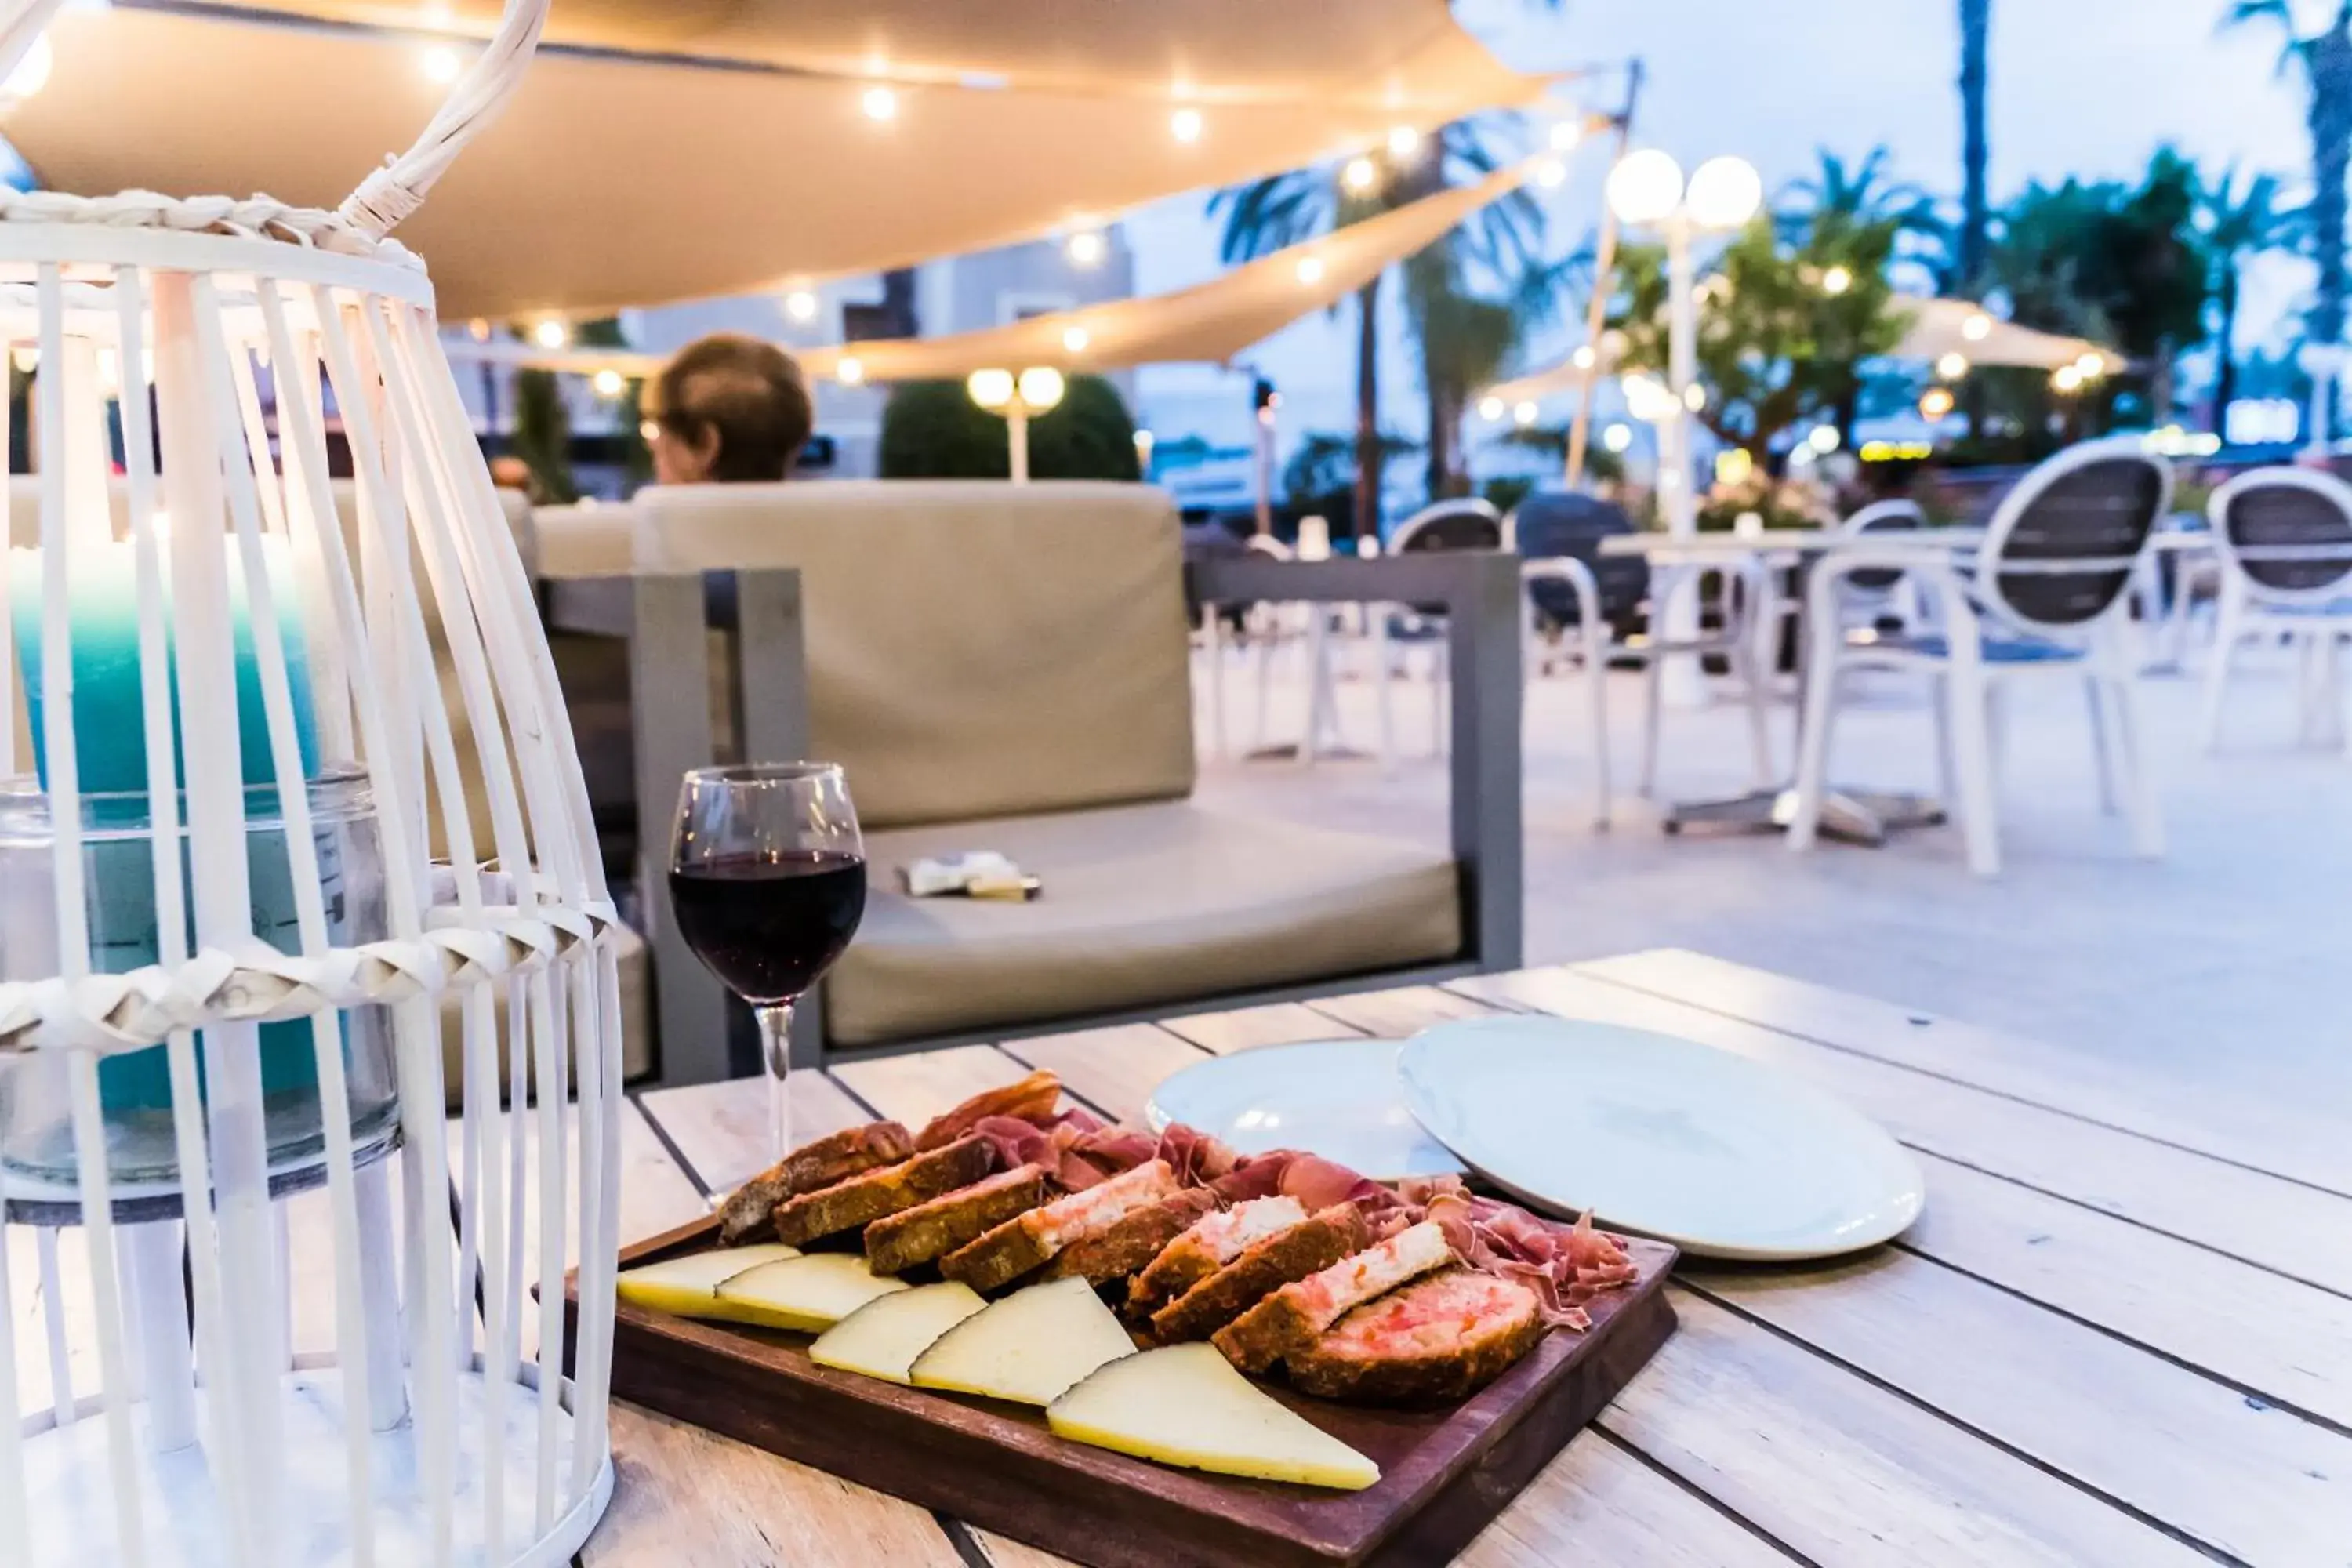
[1397,1016,1924,1261]
[1144,1039,1466,1181]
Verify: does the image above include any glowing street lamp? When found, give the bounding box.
[1606,147,1761,705]
[967,366,1066,482]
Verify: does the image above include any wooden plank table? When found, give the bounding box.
[581,949,2352,1566]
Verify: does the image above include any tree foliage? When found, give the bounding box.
[877,376,1142,482]
[1606,210,1907,458]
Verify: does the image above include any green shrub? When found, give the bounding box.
[879,376,1142,481]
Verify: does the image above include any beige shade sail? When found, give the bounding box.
[1889,296,2121,373]
[1482,345,1612,405]
[4,3,1552,319]
[448,159,1548,382]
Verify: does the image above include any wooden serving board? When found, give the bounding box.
[572,1218,1676,1568]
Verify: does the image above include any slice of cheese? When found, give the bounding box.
[909,1276,1136,1405]
[616,1243,802,1319]
[710,1253,909,1333]
[1048,1344,1380,1491]
[811,1282,989,1384]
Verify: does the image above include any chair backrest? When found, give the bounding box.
[1242,532,1294,561]
[635,479,1196,830]
[1839,498,1926,593]
[1391,498,1504,554]
[1978,439,2170,633]
[2206,466,2352,604]
[1506,490,1649,624]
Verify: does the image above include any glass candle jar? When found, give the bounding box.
[0,763,400,1220]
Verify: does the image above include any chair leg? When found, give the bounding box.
[1785,637,1841,854]
[1431,637,1450,758]
[1947,658,2002,877]
[1205,614,1227,760]
[2101,641,2164,860]
[1734,633,1774,786]
[1250,616,1278,753]
[1301,613,1330,767]
[1637,655,1663,797]
[1374,610,1396,775]
[1586,623,1613,829]
[1931,673,1957,804]
[2085,673,2117,815]
[1984,681,2009,800]
[2198,584,2244,753]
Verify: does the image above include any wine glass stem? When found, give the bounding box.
[757,1002,797,1161]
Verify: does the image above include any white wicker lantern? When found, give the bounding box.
[0,0,624,1562]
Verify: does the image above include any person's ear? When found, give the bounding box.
[684,422,723,481]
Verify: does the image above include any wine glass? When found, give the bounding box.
[669,763,866,1162]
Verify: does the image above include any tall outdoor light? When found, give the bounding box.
[1606,147,1762,703]
[967,365,1066,482]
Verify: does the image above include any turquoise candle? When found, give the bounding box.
[9,534,325,1117]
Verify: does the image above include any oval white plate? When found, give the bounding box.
[1397,1016,1924,1261]
[1145,1039,1465,1181]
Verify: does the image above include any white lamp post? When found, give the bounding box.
[967,365,1066,482]
[1606,149,1762,705]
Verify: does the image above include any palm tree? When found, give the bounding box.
[1209,170,1391,539]
[2201,165,2299,421]
[1958,0,1993,293]
[1780,147,1934,232]
[1210,122,1544,533]
[2225,0,2352,438]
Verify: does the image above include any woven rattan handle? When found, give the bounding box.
[338,0,549,237]
[0,0,547,241]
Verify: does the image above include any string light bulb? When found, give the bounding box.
[1171,107,1203,143]
[532,318,569,349]
[1602,422,1634,453]
[837,356,866,385]
[419,44,462,85]
[1386,124,1422,159]
[1549,120,1583,153]
[1479,396,1506,421]
[1066,230,1107,267]
[2052,364,2083,393]
[784,289,819,322]
[1820,265,1853,296]
[1295,256,1326,285]
[1572,345,1598,371]
[592,368,625,398]
[1513,401,1540,427]
[1535,158,1567,189]
[1962,310,1993,341]
[1342,156,1379,194]
[1062,325,1090,353]
[1920,387,1955,419]
[862,85,899,122]
[1936,351,1970,380]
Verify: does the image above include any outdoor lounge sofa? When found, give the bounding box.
[543,479,1523,1082]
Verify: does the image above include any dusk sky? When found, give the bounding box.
[1131,0,2322,456]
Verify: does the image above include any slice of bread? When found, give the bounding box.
[864,1164,1050,1276]
[941,1160,1178,1294]
[717,1121,915,1243]
[1043,1190,1218,1287]
[772,1136,996,1247]
[1126,1196,1308,1320]
[1286,1268,1543,1404]
[1147,1203,1370,1345]
[1212,1221,1452,1374]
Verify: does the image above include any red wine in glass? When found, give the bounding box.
[668,849,867,1004]
[670,764,865,1160]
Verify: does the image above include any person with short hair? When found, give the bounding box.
[644,332,814,484]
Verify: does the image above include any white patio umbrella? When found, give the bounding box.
[0,1,1554,318]
[1888,296,2122,374]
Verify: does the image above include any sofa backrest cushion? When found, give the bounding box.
[633,479,1196,829]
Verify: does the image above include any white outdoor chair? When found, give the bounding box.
[1374,499,1506,764]
[1511,492,1775,827]
[2198,467,2352,752]
[1788,438,2170,877]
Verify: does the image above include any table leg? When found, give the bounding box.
[1654,547,1947,846]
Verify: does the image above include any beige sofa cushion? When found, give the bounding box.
[633,480,1196,829]
[533,500,636,581]
[829,802,1462,1049]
